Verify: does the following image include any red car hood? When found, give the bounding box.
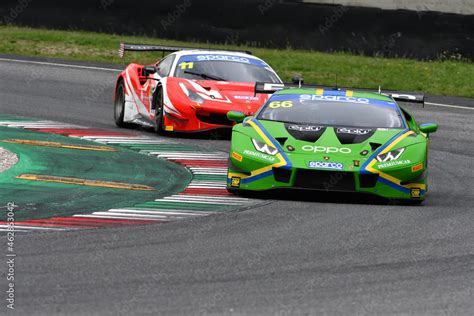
[186,79,271,115]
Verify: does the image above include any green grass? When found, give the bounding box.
[1,26,473,97]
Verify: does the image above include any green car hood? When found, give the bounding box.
[231,120,427,170]
[258,120,409,155]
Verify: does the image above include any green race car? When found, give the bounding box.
[226,86,438,203]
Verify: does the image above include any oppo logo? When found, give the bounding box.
[302,145,352,154]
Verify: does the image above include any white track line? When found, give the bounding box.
[173,194,249,200]
[107,209,212,216]
[89,212,174,219]
[73,214,159,221]
[155,198,241,205]
[167,197,250,203]
[0,228,30,232]
[187,186,227,189]
[425,102,474,111]
[2,57,473,111]
[0,57,122,73]
[0,225,68,231]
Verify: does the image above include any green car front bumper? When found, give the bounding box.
[227,123,428,201]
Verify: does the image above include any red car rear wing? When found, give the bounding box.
[118,43,252,58]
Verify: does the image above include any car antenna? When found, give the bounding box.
[335,73,338,90]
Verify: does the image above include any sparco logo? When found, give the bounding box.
[300,95,370,104]
[197,55,250,63]
[308,161,344,170]
[302,146,352,154]
[288,125,322,132]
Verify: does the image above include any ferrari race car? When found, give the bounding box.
[114,43,281,133]
[226,84,438,203]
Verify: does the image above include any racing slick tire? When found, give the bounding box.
[153,86,165,134]
[114,80,132,128]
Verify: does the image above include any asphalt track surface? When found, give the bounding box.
[1,56,473,315]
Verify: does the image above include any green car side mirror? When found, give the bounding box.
[419,123,438,134]
[227,111,246,123]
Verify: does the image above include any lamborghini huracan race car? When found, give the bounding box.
[114,44,281,133]
[226,84,438,203]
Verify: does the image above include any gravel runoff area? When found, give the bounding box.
[0,147,18,173]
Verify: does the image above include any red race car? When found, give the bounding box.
[114,43,282,133]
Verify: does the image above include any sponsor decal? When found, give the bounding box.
[377,159,411,169]
[234,95,259,101]
[299,94,370,104]
[232,151,243,162]
[231,177,241,188]
[412,163,424,173]
[165,126,174,131]
[269,100,293,109]
[179,62,194,70]
[308,161,344,170]
[336,127,372,135]
[302,145,352,154]
[288,125,322,132]
[197,55,251,63]
[376,148,405,162]
[179,54,269,67]
[243,149,276,162]
[410,188,422,199]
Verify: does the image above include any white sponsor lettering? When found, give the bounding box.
[336,127,372,135]
[243,150,276,161]
[196,55,250,63]
[378,160,411,169]
[234,95,259,101]
[308,161,344,170]
[302,145,352,154]
[300,95,370,104]
[288,125,322,132]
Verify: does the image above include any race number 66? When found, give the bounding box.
[269,101,293,109]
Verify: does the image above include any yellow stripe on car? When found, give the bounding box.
[366,131,426,190]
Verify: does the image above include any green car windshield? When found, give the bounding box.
[258,95,405,129]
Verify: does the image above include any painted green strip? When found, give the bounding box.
[3,139,117,152]
[0,125,192,221]
[17,174,156,191]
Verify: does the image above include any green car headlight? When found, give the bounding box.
[376,148,405,162]
[252,139,279,156]
[179,82,205,104]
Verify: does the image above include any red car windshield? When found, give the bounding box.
[175,55,281,83]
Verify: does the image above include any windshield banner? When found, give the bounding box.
[178,54,269,67]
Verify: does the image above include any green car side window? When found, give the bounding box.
[400,107,418,131]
